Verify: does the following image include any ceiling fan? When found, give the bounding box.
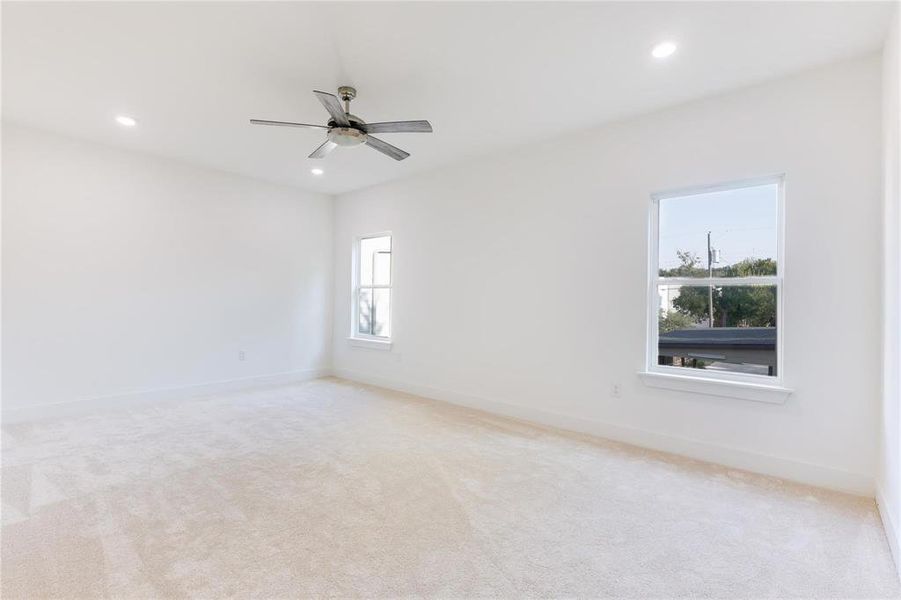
[250,86,433,161]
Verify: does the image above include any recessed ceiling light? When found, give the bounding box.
[115,115,137,127]
[651,41,677,59]
[311,168,324,176]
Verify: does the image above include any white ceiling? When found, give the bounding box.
[2,1,894,195]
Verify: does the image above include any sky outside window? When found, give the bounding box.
[658,183,778,275]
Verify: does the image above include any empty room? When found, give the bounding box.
[3,1,901,597]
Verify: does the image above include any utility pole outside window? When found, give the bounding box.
[707,231,718,328]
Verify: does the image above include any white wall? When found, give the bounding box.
[333,55,883,495]
[880,5,901,572]
[2,124,333,416]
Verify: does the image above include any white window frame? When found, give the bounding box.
[349,232,393,349]
[643,175,790,401]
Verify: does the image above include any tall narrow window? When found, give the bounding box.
[354,234,392,340]
[649,177,783,382]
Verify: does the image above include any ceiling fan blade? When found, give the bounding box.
[309,140,338,159]
[364,120,433,134]
[364,136,410,161]
[250,119,327,129]
[313,90,349,126]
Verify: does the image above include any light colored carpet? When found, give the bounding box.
[2,377,898,599]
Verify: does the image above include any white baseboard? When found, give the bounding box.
[877,485,901,579]
[333,368,874,497]
[1,367,332,424]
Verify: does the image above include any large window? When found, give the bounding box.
[353,233,392,340]
[648,177,783,383]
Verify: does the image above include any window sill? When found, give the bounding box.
[347,337,392,351]
[637,371,792,404]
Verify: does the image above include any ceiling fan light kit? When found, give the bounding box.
[250,86,433,161]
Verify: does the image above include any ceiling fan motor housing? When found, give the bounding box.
[327,112,368,147]
[328,126,367,147]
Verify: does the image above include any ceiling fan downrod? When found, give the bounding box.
[338,86,356,115]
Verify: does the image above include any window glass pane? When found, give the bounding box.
[658,183,778,278]
[360,236,391,286]
[373,250,391,286]
[358,288,373,336]
[372,289,391,338]
[658,284,777,377]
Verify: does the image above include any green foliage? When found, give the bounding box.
[721,257,777,277]
[673,285,776,327]
[658,309,696,333]
[659,251,707,278]
[660,254,777,278]
[671,287,709,322]
[662,250,777,329]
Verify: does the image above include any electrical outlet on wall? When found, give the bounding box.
[238,350,246,362]
[611,383,621,398]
